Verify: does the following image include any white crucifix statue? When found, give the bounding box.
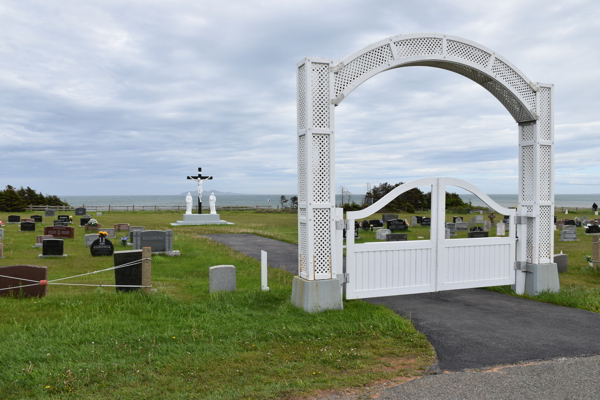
[187,167,213,214]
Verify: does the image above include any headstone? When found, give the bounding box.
[381,214,398,223]
[132,230,172,253]
[369,219,384,228]
[80,217,91,227]
[0,243,3,259]
[90,238,114,257]
[75,207,87,216]
[575,218,582,227]
[556,221,564,229]
[496,222,506,236]
[475,215,484,224]
[586,225,600,234]
[488,213,496,223]
[360,220,371,231]
[416,216,423,224]
[0,228,4,240]
[53,220,69,226]
[559,228,579,242]
[455,217,462,223]
[129,226,145,242]
[468,231,489,238]
[411,216,417,227]
[84,234,98,247]
[563,224,576,231]
[44,226,75,239]
[114,223,130,232]
[421,217,431,226]
[96,212,103,216]
[375,229,391,240]
[456,222,469,231]
[209,265,236,293]
[565,209,568,214]
[40,239,66,257]
[554,216,557,224]
[483,221,491,232]
[20,221,36,232]
[114,250,142,292]
[0,265,47,298]
[31,215,43,223]
[44,209,56,217]
[387,219,407,231]
[102,228,116,238]
[564,219,576,226]
[7,215,20,224]
[35,235,53,247]
[445,222,456,237]
[503,215,510,223]
[58,215,70,222]
[21,218,35,223]
[386,233,408,241]
[445,228,451,239]
[470,226,484,232]
[553,254,568,274]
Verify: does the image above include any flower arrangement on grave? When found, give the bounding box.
[97,231,108,238]
[87,218,99,226]
[120,236,128,246]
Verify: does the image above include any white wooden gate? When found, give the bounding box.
[345,178,516,300]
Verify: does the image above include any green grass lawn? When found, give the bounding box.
[0,210,434,400]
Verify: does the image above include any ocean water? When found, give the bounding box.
[60,193,600,209]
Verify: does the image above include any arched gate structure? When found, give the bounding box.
[295,33,555,303]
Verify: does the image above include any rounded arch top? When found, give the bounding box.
[331,33,539,123]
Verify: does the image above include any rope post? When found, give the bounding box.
[142,247,152,294]
[593,238,600,271]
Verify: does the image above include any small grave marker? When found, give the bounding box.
[209,265,236,293]
[475,215,484,224]
[411,216,417,227]
[35,235,53,247]
[375,229,391,240]
[496,222,506,236]
[553,253,568,273]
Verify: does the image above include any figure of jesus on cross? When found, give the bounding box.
[187,167,213,214]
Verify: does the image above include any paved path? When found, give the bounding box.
[204,234,600,373]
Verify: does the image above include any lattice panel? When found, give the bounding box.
[298,64,307,130]
[394,37,443,59]
[334,44,393,97]
[520,123,534,142]
[447,40,491,68]
[521,146,534,202]
[311,63,330,129]
[526,206,534,262]
[491,58,536,112]
[298,135,307,203]
[313,208,331,276]
[540,146,551,202]
[299,222,308,276]
[413,61,534,123]
[299,208,307,219]
[539,87,552,141]
[538,206,552,260]
[312,134,330,203]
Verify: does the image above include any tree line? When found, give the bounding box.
[0,185,69,212]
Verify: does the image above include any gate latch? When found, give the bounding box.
[514,261,527,271]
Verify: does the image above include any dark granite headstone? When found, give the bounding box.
[468,231,489,238]
[0,265,47,298]
[114,250,142,292]
[564,220,576,226]
[416,216,423,224]
[44,209,56,217]
[381,214,398,223]
[503,215,510,223]
[470,226,484,232]
[58,215,70,222]
[42,239,64,256]
[90,238,114,257]
[386,233,408,241]
[387,219,407,231]
[8,215,20,223]
[421,217,431,226]
[31,215,43,223]
[20,221,36,232]
[80,217,91,227]
[554,216,557,223]
[553,254,568,273]
[44,226,75,239]
[53,221,69,226]
[586,225,600,234]
[369,219,384,228]
[361,220,371,231]
[75,207,87,216]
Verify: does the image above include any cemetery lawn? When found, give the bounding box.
[0,211,434,400]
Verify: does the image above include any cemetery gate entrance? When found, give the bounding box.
[344,178,516,299]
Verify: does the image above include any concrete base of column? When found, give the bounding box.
[517,263,560,296]
[291,276,343,313]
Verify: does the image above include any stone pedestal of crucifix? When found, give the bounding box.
[171,167,234,226]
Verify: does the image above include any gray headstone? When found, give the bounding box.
[102,228,116,238]
[375,229,391,240]
[560,229,579,241]
[445,228,451,239]
[84,234,98,247]
[44,209,56,217]
[96,212,103,216]
[133,230,172,253]
[468,231,489,238]
[75,207,87,216]
[411,216,418,227]
[445,222,456,237]
[455,217,462,223]
[456,222,469,231]
[483,221,491,232]
[209,265,236,293]
[475,215,484,224]
[563,225,576,232]
[129,226,145,242]
[386,233,407,241]
[496,222,506,236]
[553,254,568,273]
[381,214,398,223]
[0,228,4,240]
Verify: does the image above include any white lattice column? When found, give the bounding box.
[518,83,557,294]
[296,57,336,281]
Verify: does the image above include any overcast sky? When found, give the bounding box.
[1,0,599,196]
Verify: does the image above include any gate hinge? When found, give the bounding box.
[514,261,527,271]
[516,216,528,225]
[336,273,349,284]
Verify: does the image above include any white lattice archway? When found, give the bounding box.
[296,33,554,291]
